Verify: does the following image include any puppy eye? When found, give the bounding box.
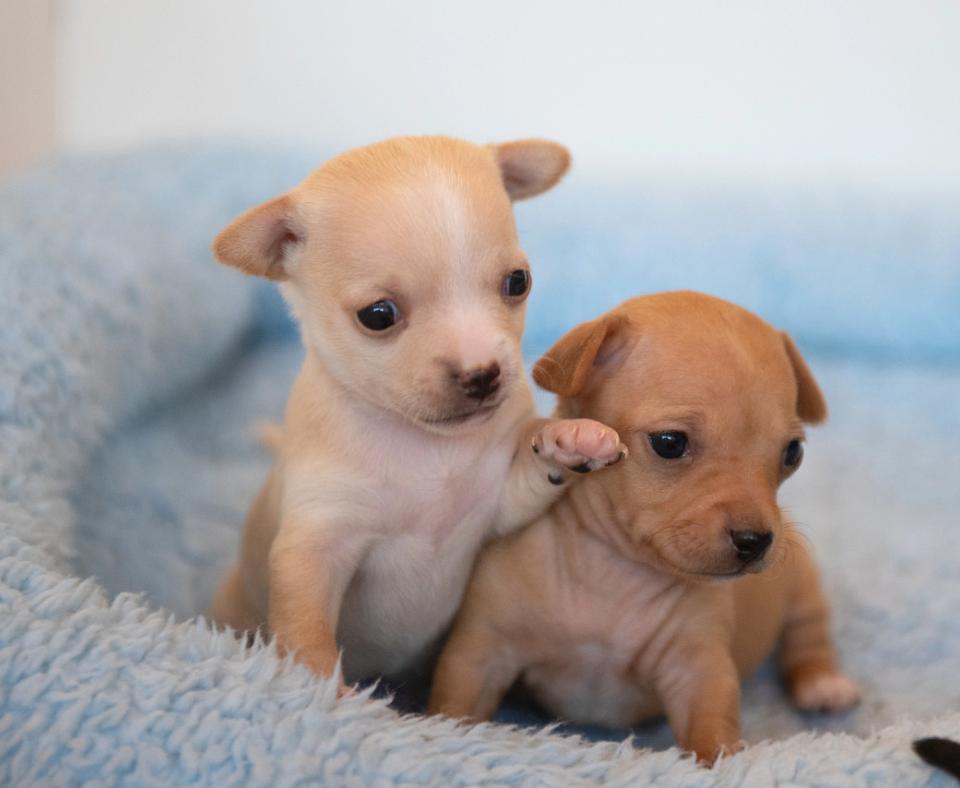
[648,431,688,460]
[783,439,804,468]
[356,300,400,332]
[502,269,531,299]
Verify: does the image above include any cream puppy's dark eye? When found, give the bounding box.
[503,269,531,298]
[649,431,688,459]
[357,300,399,331]
[783,439,804,468]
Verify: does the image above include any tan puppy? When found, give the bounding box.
[208,136,626,691]
[429,291,860,764]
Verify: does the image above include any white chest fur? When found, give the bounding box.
[337,447,511,680]
[276,357,532,683]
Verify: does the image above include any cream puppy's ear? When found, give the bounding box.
[213,195,305,281]
[781,332,828,424]
[534,315,630,397]
[490,139,572,200]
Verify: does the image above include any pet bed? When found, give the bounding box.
[1,145,958,786]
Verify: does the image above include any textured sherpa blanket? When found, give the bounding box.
[1,145,959,786]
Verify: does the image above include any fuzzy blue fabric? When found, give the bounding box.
[1,145,958,786]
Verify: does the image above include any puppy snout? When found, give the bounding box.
[459,363,501,401]
[728,529,773,565]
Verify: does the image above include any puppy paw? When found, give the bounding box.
[532,419,626,482]
[792,671,861,713]
[692,738,746,767]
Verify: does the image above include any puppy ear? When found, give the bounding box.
[782,333,828,423]
[490,139,571,200]
[212,195,304,281]
[534,315,630,397]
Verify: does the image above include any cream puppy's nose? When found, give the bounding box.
[458,363,501,401]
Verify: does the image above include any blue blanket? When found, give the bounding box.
[1,145,958,785]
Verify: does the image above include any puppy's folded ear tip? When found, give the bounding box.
[781,332,828,424]
[211,230,275,279]
[212,194,298,280]
[211,230,244,271]
[534,314,630,399]
[522,138,571,169]
[549,144,573,183]
[211,231,234,266]
[491,138,572,200]
[532,357,560,393]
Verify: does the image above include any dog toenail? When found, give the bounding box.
[531,441,539,454]
[570,462,592,473]
[548,472,565,485]
[606,450,626,466]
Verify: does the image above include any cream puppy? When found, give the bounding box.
[429,291,859,764]
[208,136,625,690]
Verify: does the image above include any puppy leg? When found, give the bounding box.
[209,562,261,634]
[268,520,372,693]
[428,620,520,722]
[495,418,625,534]
[656,649,745,766]
[778,551,860,712]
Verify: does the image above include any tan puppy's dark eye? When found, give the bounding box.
[503,269,531,299]
[649,431,688,459]
[783,439,804,468]
[357,300,400,331]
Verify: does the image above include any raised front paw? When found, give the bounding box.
[532,419,626,484]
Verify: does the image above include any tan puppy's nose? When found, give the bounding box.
[729,529,773,564]
[459,363,501,401]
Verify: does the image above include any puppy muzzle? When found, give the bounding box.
[458,362,501,401]
[729,529,773,566]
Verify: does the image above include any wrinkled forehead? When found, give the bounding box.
[304,164,521,275]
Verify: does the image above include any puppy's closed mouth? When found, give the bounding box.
[690,563,769,581]
[658,559,760,582]
[423,402,502,426]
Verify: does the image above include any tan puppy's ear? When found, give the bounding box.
[534,315,630,397]
[490,139,571,200]
[782,332,828,424]
[212,195,304,281]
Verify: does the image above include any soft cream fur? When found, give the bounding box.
[429,291,860,764]
[208,136,626,692]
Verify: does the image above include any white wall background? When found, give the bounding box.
[4,1,960,185]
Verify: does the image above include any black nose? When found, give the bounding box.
[729,530,773,564]
[460,363,501,400]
